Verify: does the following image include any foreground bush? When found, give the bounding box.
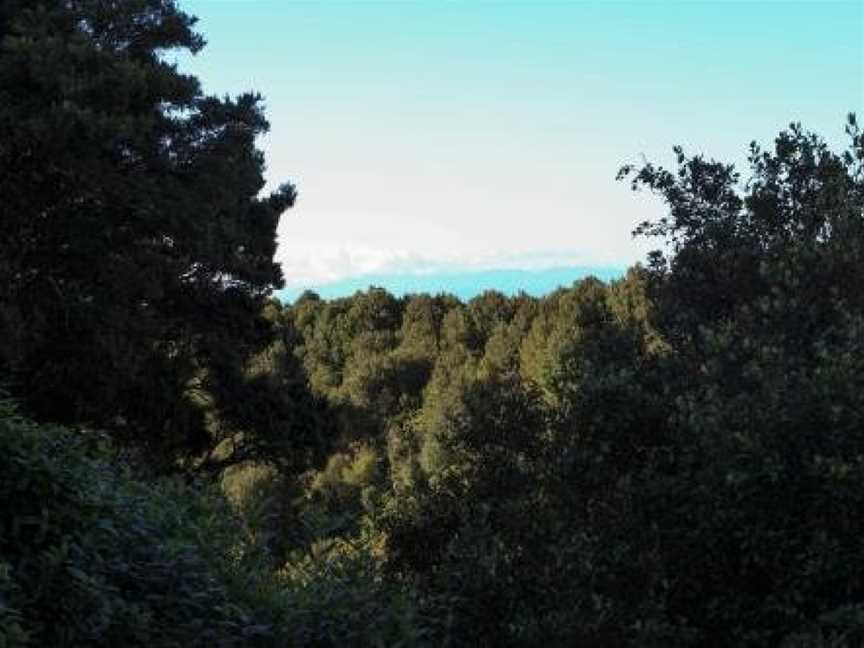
[0,398,281,647]
[0,398,442,647]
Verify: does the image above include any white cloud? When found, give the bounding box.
[276,240,630,288]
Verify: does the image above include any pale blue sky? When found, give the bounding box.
[177,0,863,292]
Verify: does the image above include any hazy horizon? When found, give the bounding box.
[275,263,626,303]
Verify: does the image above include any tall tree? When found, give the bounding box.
[605,116,864,644]
[0,0,296,467]
[618,116,864,360]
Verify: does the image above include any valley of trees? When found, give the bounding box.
[2,1,863,646]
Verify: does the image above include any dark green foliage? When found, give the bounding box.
[380,375,548,644]
[618,116,864,361]
[218,459,440,647]
[595,115,864,645]
[0,399,281,646]
[207,306,337,477]
[276,534,441,647]
[0,398,441,646]
[0,0,296,467]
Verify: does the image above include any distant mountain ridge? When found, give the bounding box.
[276,265,626,303]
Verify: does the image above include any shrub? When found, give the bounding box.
[0,399,280,647]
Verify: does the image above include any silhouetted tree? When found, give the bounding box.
[0,0,295,467]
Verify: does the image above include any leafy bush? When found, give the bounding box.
[0,399,280,647]
[276,531,439,647]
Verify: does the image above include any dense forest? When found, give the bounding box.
[2,1,864,646]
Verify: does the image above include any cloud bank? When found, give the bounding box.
[276,241,628,289]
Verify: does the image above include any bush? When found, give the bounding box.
[276,530,439,647]
[0,399,280,647]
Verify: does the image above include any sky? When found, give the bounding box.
[176,0,863,299]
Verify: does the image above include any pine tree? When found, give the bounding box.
[0,0,296,466]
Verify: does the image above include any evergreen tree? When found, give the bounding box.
[0,0,295,466]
